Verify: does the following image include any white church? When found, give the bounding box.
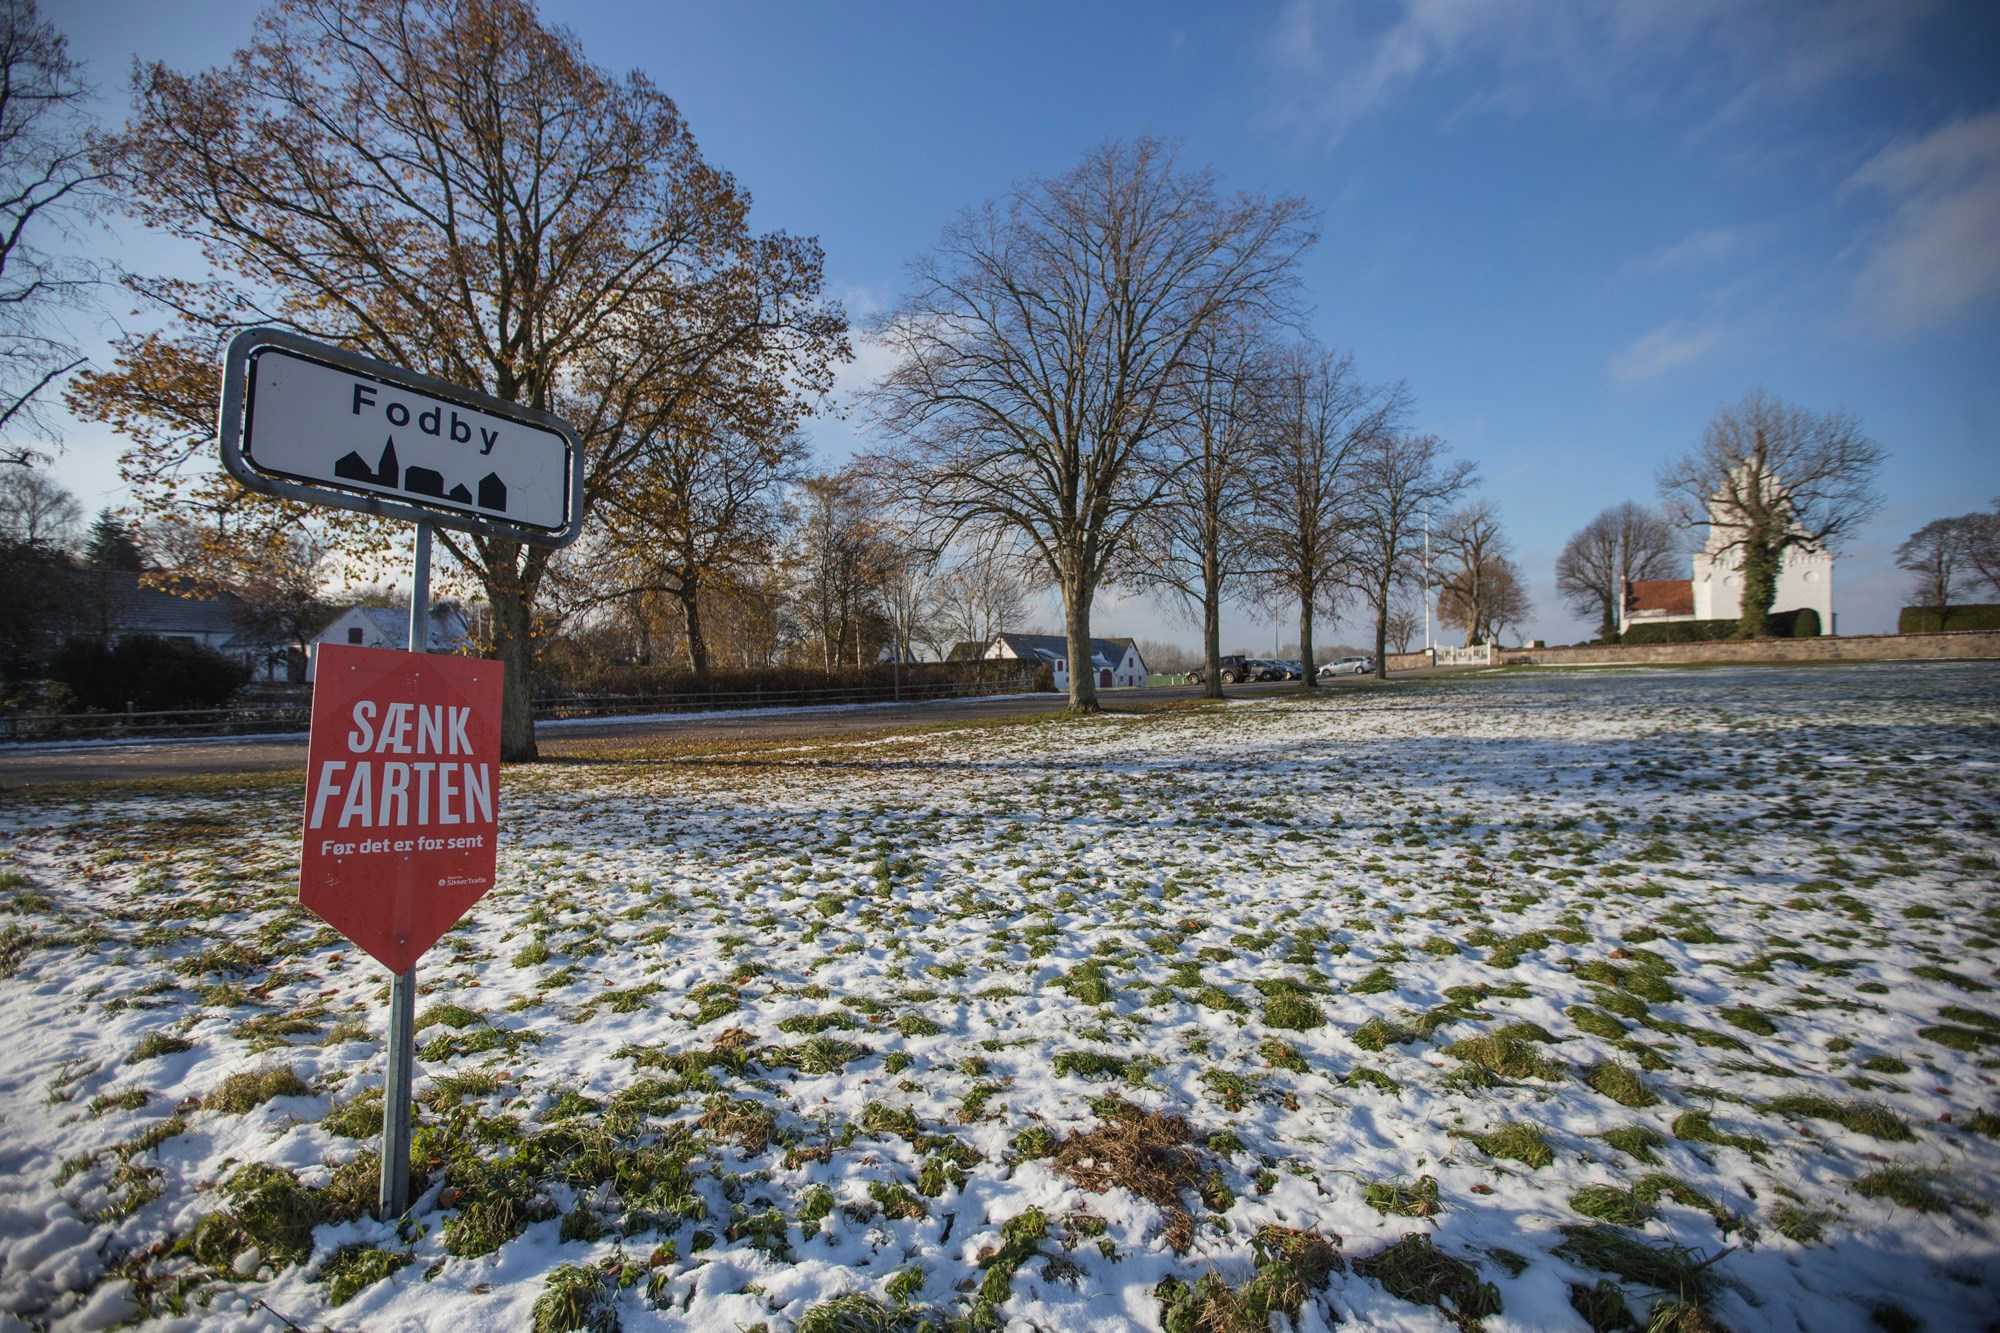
[1620,490,1834,636]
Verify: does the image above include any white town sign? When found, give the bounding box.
[218,327,583,545]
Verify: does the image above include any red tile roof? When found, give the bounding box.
[1625,579,1694,617]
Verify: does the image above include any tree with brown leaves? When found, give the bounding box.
[69,0,846,757]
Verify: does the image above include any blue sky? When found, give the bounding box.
[43,0,2000,650]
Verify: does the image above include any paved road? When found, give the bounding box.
[0,677,1378,788]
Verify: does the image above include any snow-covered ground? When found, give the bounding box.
[1,662,1997,1332]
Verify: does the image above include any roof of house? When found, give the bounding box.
[945,640,990,662]
[328,604,471,653]
[1625,578,1695,617]
[992,632,1145,671]
[96,571,263,644]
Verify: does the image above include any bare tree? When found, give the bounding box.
[1434,500,1508,645]
[1896,517,1976,625]
[73,0,847,758]
[0,460,77,543]
[0,0,100,464]
[1661,391,1885,638]
[1384,603,1419,654]
[795,471,885,670]
[1961,500,2000,599]
[1554,501,1680,642]
[928,541,1029,656]
[876,524,941,664]
[1127,318,1265,699]
[864,139,1314,712]
[1347,431,1475,678]
[594,420,806,680]
[1245,345,1398,690]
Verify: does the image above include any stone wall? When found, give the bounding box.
[1430,630,2000,670]
[1384,649,1434,672]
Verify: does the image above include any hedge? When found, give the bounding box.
[51,635,253,712]
[1899,605,2000,634]
[542,657,1041,702]
[1620,607,1821,645]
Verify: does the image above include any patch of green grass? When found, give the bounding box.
[1470,1122,1554,1170]
[795,1292,935,1332]
[1364,1175,1442,1219]
[531,1263,619,1333]
[1768,1202,1827,1244]
[1444,1034,1563,1081]
[1598,1125,1666,1165]
[1911,965,1988,993]
[1353,1016,1418,1051]
[1051,1050,1129,1081]
[205,1065,309,1114]
[1261,989,1327,1030]
[1717,1006,1777,1036]
[1570,1184,1655,1226]
[220,1163,330,1266]
[1853,1166,1986,1216]
[1346,1066,1401,1094]
[87,1089,149,1118]
[1762,1094,1912,1142]
[1349,965,1396,995]
[1552,1225,1722,1305]
[769,1036,870,1074]
[320,1244,408,1306]
[1569,1006,1628,1040]
[1670,1111,1763,1157]
[1917,1024,1997,1052]
[1155,1225,1345,1333]
[1353,1232,1501,1326]
[128,1032,193,1064]
[1586,1063,1658,1108]
[1568,1278,1639,1332]
[1257,1038,1308,1074]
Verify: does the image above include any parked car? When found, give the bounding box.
[1212,654,1256,684]
[1319,656,1372,676]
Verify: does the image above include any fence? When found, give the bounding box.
[1433,644,1494,667]
[1,669,1041,744]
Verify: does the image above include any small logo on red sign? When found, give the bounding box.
[300,643,503,972]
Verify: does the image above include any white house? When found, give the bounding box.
[1620,481,1834,635]
[307,605,473,681]
[982,632,1147,690]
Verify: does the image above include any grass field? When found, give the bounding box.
[1,662,1996,1331]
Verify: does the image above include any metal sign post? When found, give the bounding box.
[379,522,431,1218]
[217,329,580,1224]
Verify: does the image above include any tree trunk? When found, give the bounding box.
[1737,539,1778,638]
[1298,594,1317,691]
[1373,582,1391,680]
[680,572,710,680]
[1201,545,1223,701]
[1063,574,1099,713]
[1599,593,1618,644]
[489,582,538,762]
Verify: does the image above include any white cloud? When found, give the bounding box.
[1639,225,1756,273]
[1260,0,1929,143]
[1608,320,1719,382]
[1847,111,2000,333]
